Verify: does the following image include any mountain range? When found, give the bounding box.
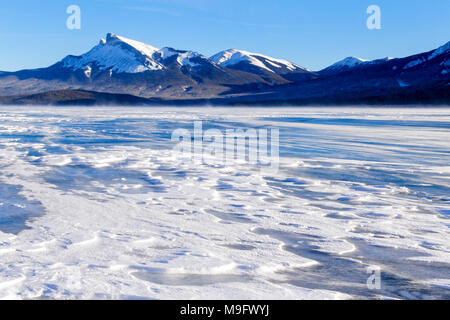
[0,33,448,105]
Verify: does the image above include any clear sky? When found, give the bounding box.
[0,0,449,71]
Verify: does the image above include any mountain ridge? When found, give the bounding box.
[0,34,448,105]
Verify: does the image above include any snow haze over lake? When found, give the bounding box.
[0,106,449,300]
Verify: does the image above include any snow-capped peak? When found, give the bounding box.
[325,56,368,70]
[62,33,164,74]
[210,49,307,73]
[61,33,213,74]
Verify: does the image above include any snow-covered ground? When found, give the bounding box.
[0,107,449,300]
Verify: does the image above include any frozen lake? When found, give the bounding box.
[0,106,449,299]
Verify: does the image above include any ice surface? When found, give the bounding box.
[0,107,449,300]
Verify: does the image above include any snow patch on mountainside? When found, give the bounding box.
[403,42,449,70]
[429,41,450,60]
[158,48,204,68]
[397,79,410,87]
[404,57,427,70]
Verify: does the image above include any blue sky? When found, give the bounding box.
[0,0,449,71]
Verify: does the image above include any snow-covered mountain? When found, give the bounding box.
[320,41,449,75]
[257,41,450,104]
[210,49,314,82]
[0,33,273,98]
[210,49,305,73]
[0,34,448,105]
[62,33,163,74]
[320,56,397,74]
[62,33,218,75]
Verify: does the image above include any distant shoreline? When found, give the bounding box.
[1,89,449,107]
